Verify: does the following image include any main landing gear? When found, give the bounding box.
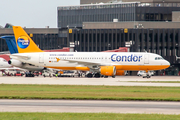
[86,72,115,78]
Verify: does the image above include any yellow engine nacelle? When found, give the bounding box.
[116,70,126,76]
[100,66,116,76]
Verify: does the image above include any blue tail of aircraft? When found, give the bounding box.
[1,36,18,54]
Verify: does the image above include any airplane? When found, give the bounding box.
[1,36,46,73]
[3,26,170,78]
[1,35,127,77]
[0,57,12,69]
[0,57,24,76]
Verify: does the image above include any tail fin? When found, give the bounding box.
[13,26,43,53]
[1,36,18,54]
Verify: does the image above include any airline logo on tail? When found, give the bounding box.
[12,26,43,53]
[17,36,30,49]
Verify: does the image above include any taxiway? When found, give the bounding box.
[0,99,179,114]
[0,76,180,87]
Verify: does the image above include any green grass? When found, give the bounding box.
[128,81,180,83]
[0,113,180,120]
[0,84,180,101]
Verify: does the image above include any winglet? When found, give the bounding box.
[13,26,43,53]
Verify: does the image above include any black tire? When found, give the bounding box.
[94,73,101,78]
[87,73,93,78]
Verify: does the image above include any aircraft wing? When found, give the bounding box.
[0,67,27,71]
[61,59,114,66]
[0,68,15,70]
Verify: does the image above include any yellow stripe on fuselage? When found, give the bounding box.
[116,65,170,71]
[45,65,169,71]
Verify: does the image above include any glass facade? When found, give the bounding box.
[58,2,180,28]
[69,28,180,66]
[136,3,180,21]
[58,3,136,28]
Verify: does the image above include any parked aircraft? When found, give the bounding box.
[1,36,127,77]
[0,57,12,69]
[1,36,45,72]
[3,26,170,78]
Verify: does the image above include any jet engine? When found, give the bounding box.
[8,59,23,67]
[100,66,116,76]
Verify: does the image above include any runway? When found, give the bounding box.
[0,76,180,87]
[0,99,179,114]
[0,76,180,114]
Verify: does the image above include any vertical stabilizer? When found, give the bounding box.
[13,26,43,53]
[1,36,18,54]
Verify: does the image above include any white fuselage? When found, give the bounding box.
[10,52,170,71]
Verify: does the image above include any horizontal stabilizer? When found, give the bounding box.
[10,54,31,60]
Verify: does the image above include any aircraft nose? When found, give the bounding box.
[165,60,170,67]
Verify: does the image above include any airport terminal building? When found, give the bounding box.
[1,0,180,75]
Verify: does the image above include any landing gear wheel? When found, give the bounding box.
[87,73,93,78]
[94,73,101,78]
[112,76,115,78]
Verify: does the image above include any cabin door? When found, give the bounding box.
[144,54,149,64]
[39,54,44,63]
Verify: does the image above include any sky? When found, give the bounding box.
[0,0,80,28]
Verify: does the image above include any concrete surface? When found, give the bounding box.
[0,99,180,114]
[0,76,180,87]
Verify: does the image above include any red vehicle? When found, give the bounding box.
[14,71,24,76]
[33,71,40,76]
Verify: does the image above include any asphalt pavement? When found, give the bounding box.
[0,99,180,114]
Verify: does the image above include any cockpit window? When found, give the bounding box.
[155,57,164,60]
[3,59,7,62]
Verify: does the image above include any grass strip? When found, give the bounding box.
[0,113,180,120]
[0,84,180,101]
